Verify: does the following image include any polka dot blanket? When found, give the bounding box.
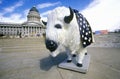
[73,9,93,48]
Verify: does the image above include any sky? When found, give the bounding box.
[0,0,120,31]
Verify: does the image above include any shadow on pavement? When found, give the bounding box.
[40,52,67,71]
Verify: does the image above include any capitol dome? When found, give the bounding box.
[27,6,41,22]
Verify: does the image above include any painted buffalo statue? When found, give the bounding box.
[43,6,94,67]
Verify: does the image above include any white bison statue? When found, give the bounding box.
[43,6,94,67]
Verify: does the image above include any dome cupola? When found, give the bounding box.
[30,6,39,12]
[27,6,40,22]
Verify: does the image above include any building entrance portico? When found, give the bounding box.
[22,25,43,37]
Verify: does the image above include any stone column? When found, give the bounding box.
[36,26,37,36]
[30,27,31,35]
[3,27,5,35]
[38,27,39,34]
[22,27,24,36]
[12,27,14,35]
[4,26,7,35]
[9,27,10,35]
[39,27,41,35]
[25,27,27,35]
[11,27,12,35]
[26,27,27,34]
[31,26,32,36]
[28,27,29,35]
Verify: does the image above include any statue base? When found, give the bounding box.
[58,54,90,73]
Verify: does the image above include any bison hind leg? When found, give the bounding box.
[85,53,87,55]
[76,63,83,67]
[72,54,76,57]
[67,60,72,63]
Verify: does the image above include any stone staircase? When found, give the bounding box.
[0,38,46,53]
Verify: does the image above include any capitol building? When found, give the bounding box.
[0,6,45,38]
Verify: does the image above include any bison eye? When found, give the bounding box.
[55,24,62,29]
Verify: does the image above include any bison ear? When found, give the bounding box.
[64,7,74,24]
[42,20,47,26]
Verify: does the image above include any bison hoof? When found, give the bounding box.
[76,63,83,67]
[85,53,87,55]
[67,60,72,63]
[72,54,76,57]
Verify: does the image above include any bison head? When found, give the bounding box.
[44,7,79,57]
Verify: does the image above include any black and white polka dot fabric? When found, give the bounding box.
[74,9,93,48]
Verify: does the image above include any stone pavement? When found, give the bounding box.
[0,38,120,79]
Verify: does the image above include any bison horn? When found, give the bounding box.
[64,7,74,24]
[42,20,47,26]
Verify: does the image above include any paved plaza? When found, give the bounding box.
[0,36,120,79]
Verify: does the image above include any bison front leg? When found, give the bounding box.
[76,48,87,67]
[66,48,72,63]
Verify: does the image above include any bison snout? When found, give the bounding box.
[45,39,58,52]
